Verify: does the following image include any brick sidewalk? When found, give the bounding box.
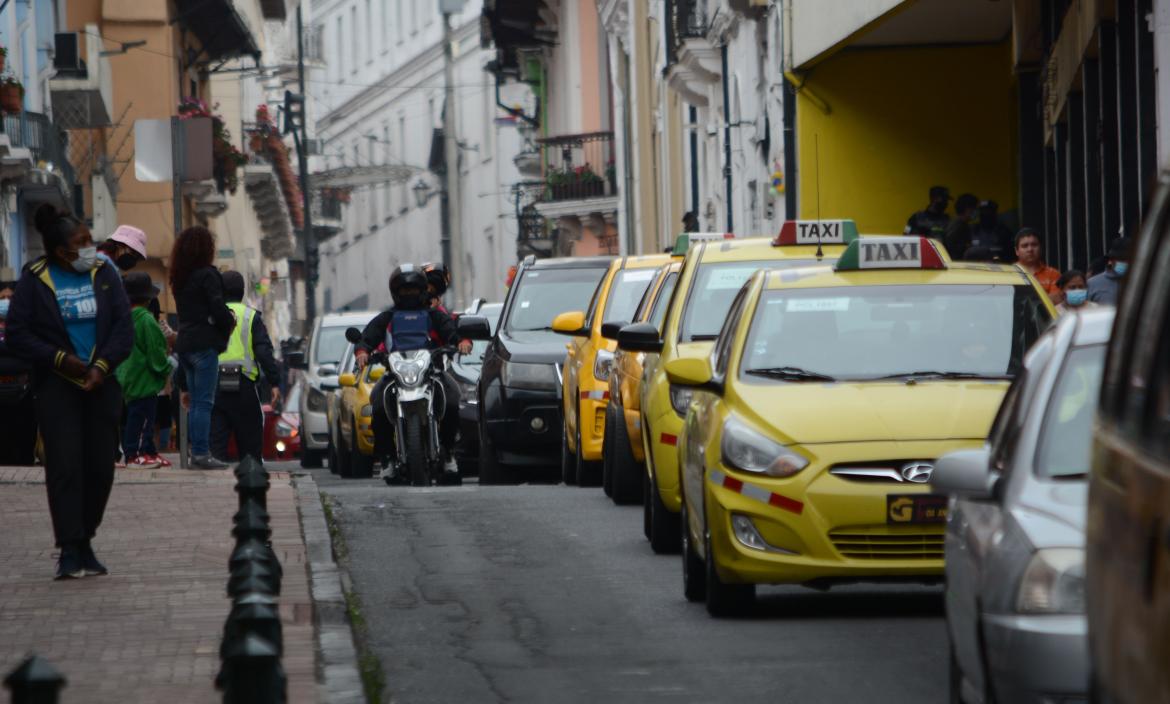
[0,460,318,703]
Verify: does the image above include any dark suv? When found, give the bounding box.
[460,255,612,483]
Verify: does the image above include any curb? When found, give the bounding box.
[293,471,365,703]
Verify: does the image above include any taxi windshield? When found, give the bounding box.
[680,259,824,341]
[506,266,608,333]
[600,268,660,326]
[740,284,1051,382]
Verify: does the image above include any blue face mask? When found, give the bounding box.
[1113,262,1128,277]
[1065,289,1088,307]
[0,299,9,318]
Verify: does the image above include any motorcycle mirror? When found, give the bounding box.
[344,327,363,344]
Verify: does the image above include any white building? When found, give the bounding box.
[310,0,529,313]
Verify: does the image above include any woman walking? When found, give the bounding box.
[5,206,133,579]
[170,226,235,469]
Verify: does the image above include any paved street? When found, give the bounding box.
[315,470,948,704]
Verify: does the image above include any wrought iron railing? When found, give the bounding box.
[1,112,76,190]
[537,131,616,202]
[665,0,709,66]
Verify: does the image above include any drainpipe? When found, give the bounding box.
[689,106,699,214]
[721,43,733,233]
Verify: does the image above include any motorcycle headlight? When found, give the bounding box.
[307,387,327,412]
[669,384,695,417]
[593,349,615,382]
[501,361,558,390]
[391,351,430,386]
[1016,548,1085,614]
[720,418,809,478]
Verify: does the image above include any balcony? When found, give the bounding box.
[1,112,76,212]
[311,190,345,241]
[242,124,298,260]
[49,24,113,129]
[665,0,720,106]
[532,131,619,220]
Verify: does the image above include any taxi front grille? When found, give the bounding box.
[829,528,944,560]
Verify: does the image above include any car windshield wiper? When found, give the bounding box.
[874,370,1013,381]
[688,334,719,341]
[511,326,555,333]
[744,366,836,382]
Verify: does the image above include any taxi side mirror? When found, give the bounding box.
[552,311,588,336]
[930,447,996,500]
[617,323,663,353]
[338,373,357,388]
[458,315,492,341]
[664,357,719,392]
[367,366,385,382]
[600,320,628,341]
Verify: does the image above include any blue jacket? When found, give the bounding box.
[5,257,133,384]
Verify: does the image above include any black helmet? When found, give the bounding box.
[389,264,429,308]
[422,262,451,296]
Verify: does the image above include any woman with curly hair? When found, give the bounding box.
[170,226,235,469]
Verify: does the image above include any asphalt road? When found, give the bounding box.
[312,469,948,704]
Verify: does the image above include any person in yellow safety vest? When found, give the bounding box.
[210,271,281,462]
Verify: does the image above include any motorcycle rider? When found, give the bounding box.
[355,264,464,484]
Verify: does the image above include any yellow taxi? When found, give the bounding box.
[603,260,682,505]
[617,221,856,553]
[335,359,385,479]
[553,253,672,486]
[667,236,1057,616]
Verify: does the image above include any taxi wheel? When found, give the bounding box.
[478,422,516,485]
[575,425,602,487]
[327,437,340,475]
[602,408,615,498]
[335,427,354,478]
[680,501,706,602]
[561,426,577,486]
[642,472,652,540]
[350,419,374,479]
[648,471,680,554]
[704,532,754,618]
[608,404,642,506]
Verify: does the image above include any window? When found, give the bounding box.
[599,268,659,327]
[383,123,393,218]
[647,272,679,330]
[713,286,751,377]
[335,16,344,79]
[409,0,417,35]
[680,259,820,342]
[396,0,404,43]
[505,267,609,333]
[365,0,373,63]
[1035,344,1108,479]
[398,114,408,212]
[382,0,391,51]
[368,137,377,227]
[482,87,493,161]
[350,5,358,73]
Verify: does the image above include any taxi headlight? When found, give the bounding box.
[1016,548,1085,614]
[593,349,615,382]
[721,418,809,478]
[669,385,695,417]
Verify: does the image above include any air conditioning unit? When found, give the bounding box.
[53,33,84,75]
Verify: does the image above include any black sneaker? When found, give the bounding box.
[191,455,230,470]
[55,545,85,580]
[80,541,108,576]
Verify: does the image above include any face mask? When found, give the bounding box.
[1113,262,1128,277]
[0,299,9,318]
[1065,289,1088,307]
[116,253,139,271]
[70,246,98,272]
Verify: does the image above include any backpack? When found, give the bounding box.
[386,309,432,352]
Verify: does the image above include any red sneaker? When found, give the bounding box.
[155,455,173,468]
[129,455,162,469]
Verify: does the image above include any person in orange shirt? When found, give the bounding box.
[1014,228,1062,302]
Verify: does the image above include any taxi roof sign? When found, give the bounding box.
[835,236,947,271]
[772,219,859,246]
[672,232,734,256]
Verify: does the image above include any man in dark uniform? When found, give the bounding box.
[904,185,952,240]
[210,271,281,462]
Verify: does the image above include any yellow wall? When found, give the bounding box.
[796,43,1018,234]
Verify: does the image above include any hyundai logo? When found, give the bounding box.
[900,462,934,483]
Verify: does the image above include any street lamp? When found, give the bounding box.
[412,178,441,208]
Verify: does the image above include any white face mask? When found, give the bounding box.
[71,246,98,272]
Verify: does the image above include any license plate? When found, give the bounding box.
[886,494,948,524]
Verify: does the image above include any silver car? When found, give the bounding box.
[932,307,1113,704]
[299,310,379,467]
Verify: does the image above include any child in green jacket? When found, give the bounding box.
[116,273,172,468]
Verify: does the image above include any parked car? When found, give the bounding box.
[325,343,357,475]
[459,255,613,484]
[266,375,303,461]
[934,307,1112,703]
[335,344,383,479]
[553,253,671,486]
[1087,169,1170,704]
[451,301,503,475]
[299,310,379,467]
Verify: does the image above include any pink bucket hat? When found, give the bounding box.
[108,225,148,259]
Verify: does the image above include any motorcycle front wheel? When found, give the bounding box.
[402,405,429,486]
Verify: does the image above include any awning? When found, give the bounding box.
[175,0,260,62]
[310,164,418,190]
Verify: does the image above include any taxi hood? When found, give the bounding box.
[736,380,1009,445]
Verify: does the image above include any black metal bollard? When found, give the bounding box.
[233,456,264,480]
[231,510,273,545]
[234,470,269,512]
[232,499,270,529]
[216,633,287,704]
[227,560,280,598]
[3,655,66,704]
[220,601,283,659]
[230,538,282,579]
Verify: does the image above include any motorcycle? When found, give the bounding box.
[345,327,456,487]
